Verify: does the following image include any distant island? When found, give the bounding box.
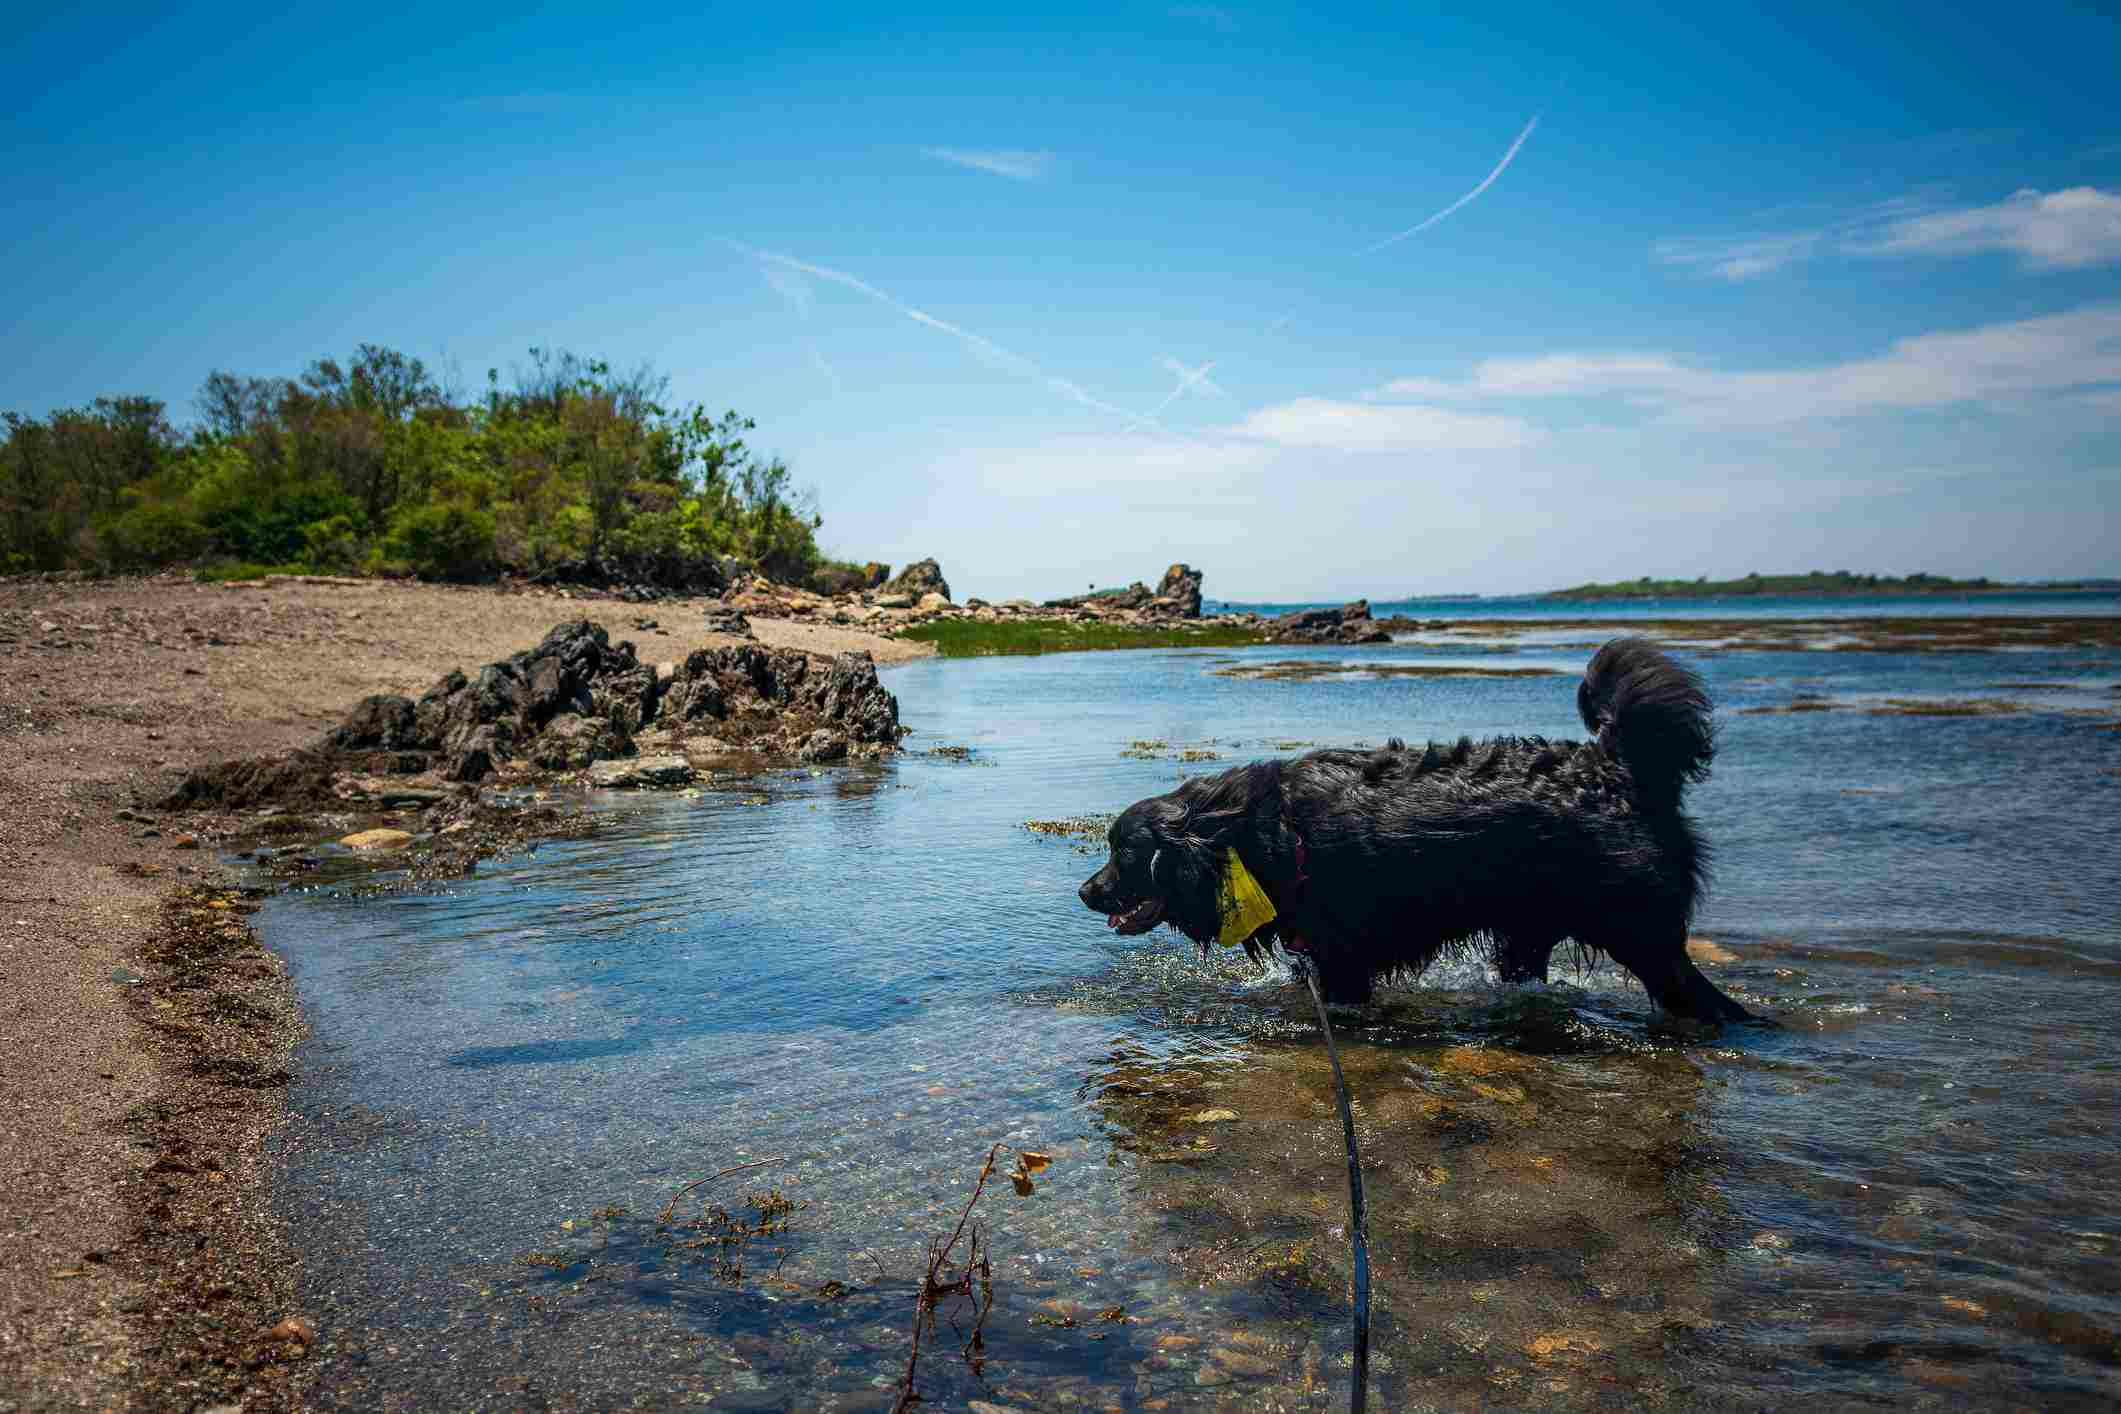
[1544,571,2121,601]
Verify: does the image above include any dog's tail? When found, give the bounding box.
[1577,637,1713,805]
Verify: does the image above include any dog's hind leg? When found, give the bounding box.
[1494,931,1561,985]
[1603,925,1752,1024]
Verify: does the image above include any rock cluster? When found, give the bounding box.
[161,619,903,809]
[524,550,728,603]
[880,557,951,602]
[1042,562,1204,619]
[710,557,1229,635]
[1264,599,1392,645]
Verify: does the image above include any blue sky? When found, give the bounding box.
[6,1,2118,599]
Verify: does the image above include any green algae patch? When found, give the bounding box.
[896,618,1268,657]
[1868,698,2026,718]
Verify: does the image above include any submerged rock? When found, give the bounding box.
[588,755,695,789]
[340,828,414,851]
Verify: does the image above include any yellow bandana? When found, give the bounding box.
[1216,848,1278,948]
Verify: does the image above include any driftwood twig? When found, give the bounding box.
[891,1141,1047,1412]
[658,1155,794,1226]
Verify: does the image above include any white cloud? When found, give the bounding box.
[1655,187,2121,280]
[1231,397,1534,451]
[1381,353,1686,399]
[1861,187,2121,270]
[922,148,1053,182]
[1650,230,1823,282]
[1370,305,2121,426]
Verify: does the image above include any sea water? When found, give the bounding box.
[261,615,2121,1410]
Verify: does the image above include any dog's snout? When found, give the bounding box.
[1078,877,1100,909]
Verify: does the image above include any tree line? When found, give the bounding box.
[0,345,843,585]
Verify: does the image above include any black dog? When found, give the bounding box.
[1078,637,1751,1024]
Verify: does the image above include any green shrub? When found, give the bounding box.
[104,502,210,567]
[383,502,497,581]
[300,514,365,571]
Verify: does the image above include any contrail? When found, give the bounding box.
[1146,356,1226,417]
[1360,114,1540,254]
[730,240,1160,432]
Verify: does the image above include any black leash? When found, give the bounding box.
[1299,957,1371,1414]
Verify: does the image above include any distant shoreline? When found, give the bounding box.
[1537,573,2120,602]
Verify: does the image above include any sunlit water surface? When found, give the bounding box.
[262,618,2121,1410]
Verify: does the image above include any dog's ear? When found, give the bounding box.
[1180,804,1247,848]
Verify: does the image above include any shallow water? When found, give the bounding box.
[262,632,2121,1410]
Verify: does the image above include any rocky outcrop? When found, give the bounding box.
[1266,599,1392,645]
[1152,563,1204,619]
[881,558,950,603]
[161,619,904,809]
[1043,563,1204,619]
[658,642,902,763]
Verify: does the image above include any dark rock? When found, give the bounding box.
[525,550,727,596]
[525,714,630,770]
[443,726,500,783]
[881,557,950,602]
[797,729,848,763]
[799,651,901,746]
[159,752,339,810]
[703,607,753,638]
[412,670,468,743]
[592,665,662,736]
[663,671,726,722]
[588,755,693,788]
[326,694,418,751]
[467,663,525,725]
[1266,598,1391,645]
[1044,581,1148,610]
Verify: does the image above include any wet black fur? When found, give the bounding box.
[1078,637,1752,1023]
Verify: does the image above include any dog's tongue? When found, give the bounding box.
[1106,913,1121,929]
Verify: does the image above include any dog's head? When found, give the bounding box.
[1077,788,1240,946]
